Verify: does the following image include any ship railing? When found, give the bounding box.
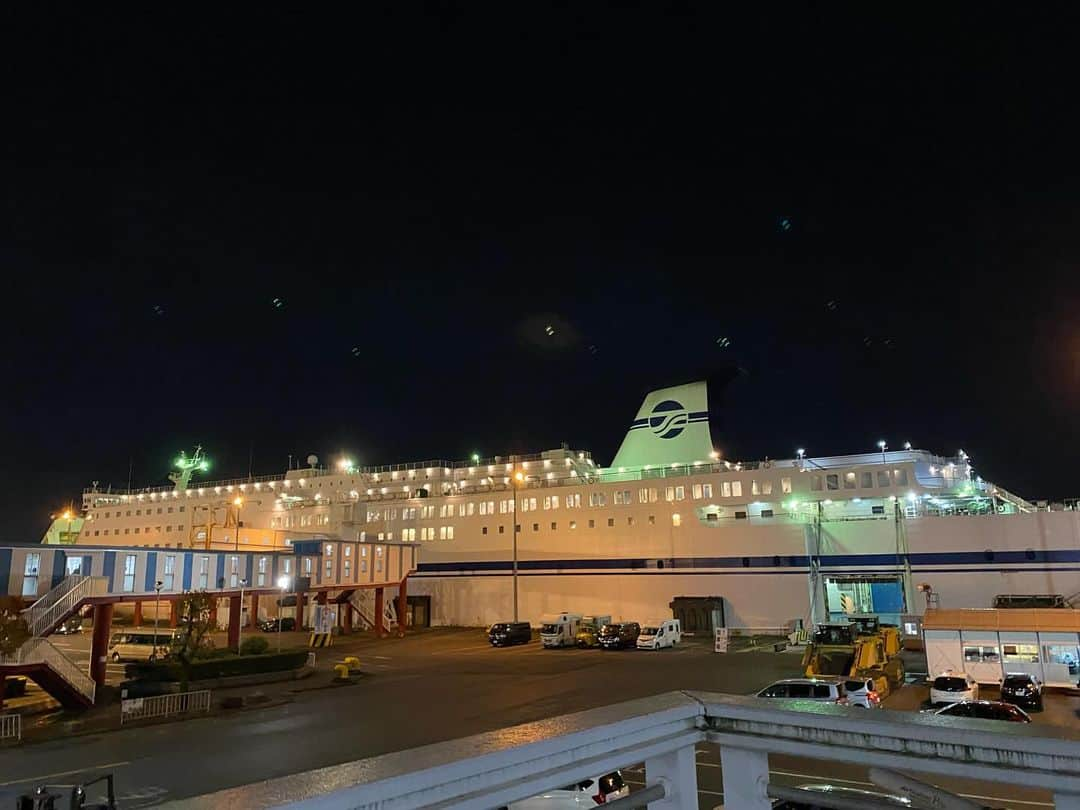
[0,638,96,704]
[23,576,108,637]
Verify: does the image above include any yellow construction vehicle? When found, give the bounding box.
[801,621,904,697]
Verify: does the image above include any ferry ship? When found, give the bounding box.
[45,382,1079,632]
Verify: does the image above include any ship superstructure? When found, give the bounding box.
[48,381,1074,631]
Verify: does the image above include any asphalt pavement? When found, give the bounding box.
[0,628,1075,809]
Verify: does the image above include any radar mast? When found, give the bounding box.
[169,446,209,491]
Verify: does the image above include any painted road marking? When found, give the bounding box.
[0,761,131,787]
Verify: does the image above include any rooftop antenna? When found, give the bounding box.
[288,454,293,470]
[248,442,254,481]
[127,457,134,493]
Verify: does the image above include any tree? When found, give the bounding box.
[0,597,30,657]
[171,591,217,689]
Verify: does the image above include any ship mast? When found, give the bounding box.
[169,446,209,491]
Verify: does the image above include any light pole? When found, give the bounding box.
[877,440,887,464]
[512,469,523,622]
[153,580,163,660]
[237,578,247,653]
[277,575,291,653]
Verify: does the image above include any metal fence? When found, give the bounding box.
[120,690,211,725]
[0,713,20,743]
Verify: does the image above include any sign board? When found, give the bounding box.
[312,605,337,635]
[714,627,729,653]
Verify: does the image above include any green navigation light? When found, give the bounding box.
[200,460,209,471]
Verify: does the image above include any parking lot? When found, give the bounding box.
[3,627,1078,808]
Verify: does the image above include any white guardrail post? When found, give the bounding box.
[0,714,20,743]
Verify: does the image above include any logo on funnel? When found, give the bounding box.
[649,400,689,440]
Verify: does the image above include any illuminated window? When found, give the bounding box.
[844,472,857,489]
[675,486,685,501]
[692,484,702,499]
[703,483,713,498]
[722,481,731,497]
[672,513,682,527]
[731,481,743,497]
[569,520,577,529]
[877,470,891,487]
[163,555,176,589]
[751,480,760,496]
[665,487,674,502]
[894,469,909,486]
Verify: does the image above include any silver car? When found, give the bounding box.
[756,678,848,704]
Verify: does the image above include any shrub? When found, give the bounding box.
[239,636,269,656]
[125,651,308,683]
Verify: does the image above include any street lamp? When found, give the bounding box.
[153,580,163,661]
[277,575,291,653]
[512,469,524,622]
[877,440,887,464]
[238,578,247,654]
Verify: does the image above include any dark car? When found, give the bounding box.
[259,617,296,632]
[489,622,531,646]
[932,699,1031,723]
[597,622,640,649]
[999,672,1043,710]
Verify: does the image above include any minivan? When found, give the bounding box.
[757,678,848,704]
[636,619,681,650]
[598,622,640,650]
[108,629,176,662]
[489,622,532,647]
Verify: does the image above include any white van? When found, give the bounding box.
[108,629,176,662]
[636,619,681,650]
[540,612,582,648]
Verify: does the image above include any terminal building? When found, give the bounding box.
[29,381,1079,635]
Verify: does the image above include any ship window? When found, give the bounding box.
[706,512,719,522]
[672,513,681,527]
[861,472,873,488]
[692,484,702,499]
[122,554,137,592]
[735,511,748,519]
[105,512,110,518]
[607,517,614,527]
[627,516,634,526]
[722,481,732,497]
[532,523,539,531]
[675,486,685,501]
[94,530,100,536]
[157,507,163,514]
[731,481,743,497]
[761,509,774,518]
[751,480,760,496]
[844,472,857,489]
[826,474,839,490]
[872,505,885,515]
[648,515,655,525]
[482,526,488,535]
[877,470,891,487]
[498,525,505,534]
[810,475,822,491]
[779,477,791,494]
[703,483,713,498]
[166,525,171,532]
[134,528,140,534]
[588,519,595,528]
[894,468,909,486]
[551,522,557,530]
[136,510,141,516]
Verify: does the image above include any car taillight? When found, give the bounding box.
[592,793,606,804]
[868,691,880,704]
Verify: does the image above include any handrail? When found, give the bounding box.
[162,690,1080,809]
[0,638,96,704]
[23,577,107,637]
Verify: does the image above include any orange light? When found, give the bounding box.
[61,510,72,520]
[233,497,243,507]
[514,471,524,482]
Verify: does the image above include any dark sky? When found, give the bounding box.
[4,6,1080,540]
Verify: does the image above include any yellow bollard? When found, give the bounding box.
[334,663,350,680]
[343,656,360,669]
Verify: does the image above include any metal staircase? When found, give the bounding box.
[348,589,398,631]
[3,575,108,708]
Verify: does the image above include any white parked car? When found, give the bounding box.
[636,618,681,650]
[929,671,978,706]
[843,677,883,709]
[508,772,629,808]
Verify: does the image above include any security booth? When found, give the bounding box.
[922,608,1080,688]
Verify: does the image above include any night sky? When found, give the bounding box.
[4,7,1079,540]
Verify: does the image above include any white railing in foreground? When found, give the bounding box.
[0,714,20,743]
[121,690,211,725]
[154,691,1080,809]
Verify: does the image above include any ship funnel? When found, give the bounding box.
[609,381,714,470]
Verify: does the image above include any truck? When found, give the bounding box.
[540,612,583,648]
[575,615,613,648]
